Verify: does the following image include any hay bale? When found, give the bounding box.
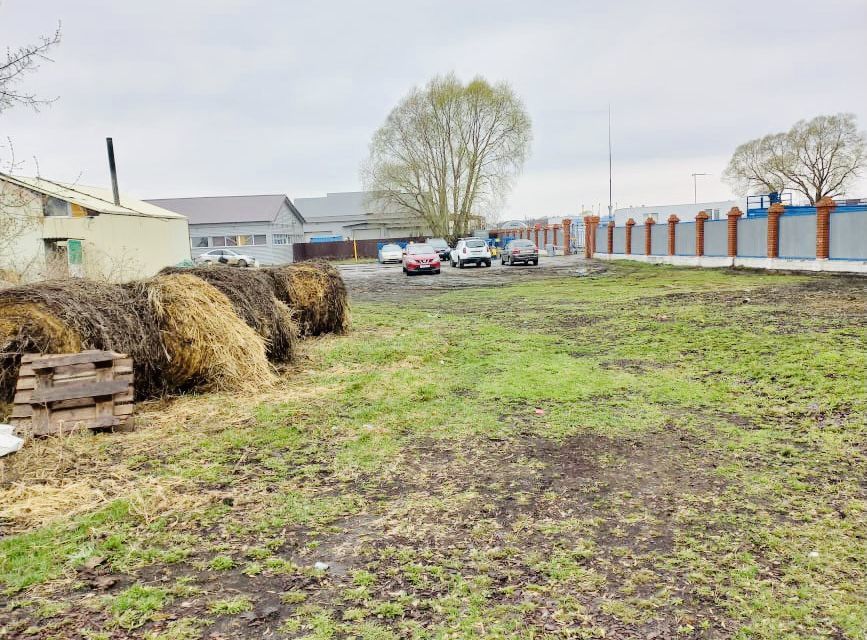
[135,273,275,392]
[266,261,349,336]
[0,280,169,402]
[159,266,297,362]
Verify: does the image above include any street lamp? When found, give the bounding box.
[691,173,710,204]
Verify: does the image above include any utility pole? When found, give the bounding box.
[691,172,709,204]
[608,105,613,220]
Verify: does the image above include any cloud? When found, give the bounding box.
[1,0,865,210]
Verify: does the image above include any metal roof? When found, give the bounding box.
[0,173,186,219]
[145,194,305,225]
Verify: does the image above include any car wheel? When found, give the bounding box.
[458,259,465,269]
[237,259,248,267]
[434,269,441,274]
[532,259,538,266]
[485,260,491,267]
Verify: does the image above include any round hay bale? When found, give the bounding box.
[266,261,349,336]
[137,273,275,392]
[0,280,169,402]
[159,266,297,362]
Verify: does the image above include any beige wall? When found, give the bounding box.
[1,181,190,283]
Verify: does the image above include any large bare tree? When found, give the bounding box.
[362,74,531,240]
[723,114,866,205]
[1,17,62,281]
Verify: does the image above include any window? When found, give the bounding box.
[254,234,267,246]
[225,235,238,246]
[212,236,226,247]
[44,196,70,217]
[192,237,210,248]
[272,233,289,245]
[237,234,253,246]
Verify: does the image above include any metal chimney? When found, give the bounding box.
[106,137,120,205]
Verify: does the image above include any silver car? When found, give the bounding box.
[377,243,403,264]
[195,249,258,267]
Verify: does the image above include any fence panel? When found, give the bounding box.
[704,220,727,256]
[675,222,695,256]
[779,214,817,259]
[292,236,425,261]
[596,224,607,250]
[650,225,667,255]
[737,218,767,258]
[829,211,867,260]
[612,227,625,253]
[632,227,645,254]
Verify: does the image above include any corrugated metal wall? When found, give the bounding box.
[612,227,625,253]
[650,225,667,255]
[779,215,817,259]
[632,226,645,254]
[675,222,695,256]
[829,212,867,260]
[737,218,767,258]
[704,220,728,257]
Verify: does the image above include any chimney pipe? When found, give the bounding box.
[106,137,120,206]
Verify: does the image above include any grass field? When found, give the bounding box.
[1,263,865,639]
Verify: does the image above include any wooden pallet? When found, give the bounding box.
[10,350,135,437]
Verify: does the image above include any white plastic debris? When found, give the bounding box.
[808,551,820,558]
[0,424,24,458]
[313,561,330,571]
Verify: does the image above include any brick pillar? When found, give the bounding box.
[726,206,743,257]
[625,218,635,255]
[667,215,679,256]
[590,216,600,256]
[534,224,541,248]
[543,224,549,248]
[815,197,835,260]
[695,210,709,256]
[562,218,572,255]
[644,217,655,255]
[607,221,615,254]
[583,215,593,258]
[767,203,784,258]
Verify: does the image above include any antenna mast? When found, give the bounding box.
[608,105,613,220]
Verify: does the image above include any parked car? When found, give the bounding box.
[378,243,404,264]
[402,243,441,275]
[426,237,451,260]
[501,239,539,266]
[195,248,258,267]
[450,238,491,268]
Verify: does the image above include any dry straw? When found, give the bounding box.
[266,261,349,336]
[136,273,275,392]
[159,266,297,362]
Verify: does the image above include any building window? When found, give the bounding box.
[272,233,289,245]
[43,196,70,217]
[224,236,238,246]
[253,234,267,245]
[191,236,210,248]
[212,236,226,247]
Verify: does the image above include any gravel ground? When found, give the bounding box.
[339,254,607,301]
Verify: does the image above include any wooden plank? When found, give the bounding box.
[31,350,120,370]
[114,402,135,416]
[20,353,41,364]
[19,373,133,399]
[30,379,129,403]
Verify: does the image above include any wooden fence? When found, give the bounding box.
[292,237,425,261]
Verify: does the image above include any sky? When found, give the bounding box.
[1,0,866,221]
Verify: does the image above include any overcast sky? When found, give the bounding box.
[1,0,866,219]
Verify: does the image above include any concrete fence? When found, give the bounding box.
[593,200,867,273]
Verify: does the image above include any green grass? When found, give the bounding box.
[1,263,864,639]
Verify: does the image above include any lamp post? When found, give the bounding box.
[691,173,710,203]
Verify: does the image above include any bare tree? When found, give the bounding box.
[362,73,532,240]
[0,22,61,114]
[723,114,867,204]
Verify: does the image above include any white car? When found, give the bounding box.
[450,238,491,268]
[378,243,404,264]
[195,249,258,267]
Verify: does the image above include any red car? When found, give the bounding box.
[402,243,441,275]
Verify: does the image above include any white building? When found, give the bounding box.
[1,173,190,283]
[611,200,745,226]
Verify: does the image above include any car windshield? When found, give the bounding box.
[427,238,448,249]
[406,244,434,255]
[511,240,534,247]
[381,244,401,251]
[465,239,486,248]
